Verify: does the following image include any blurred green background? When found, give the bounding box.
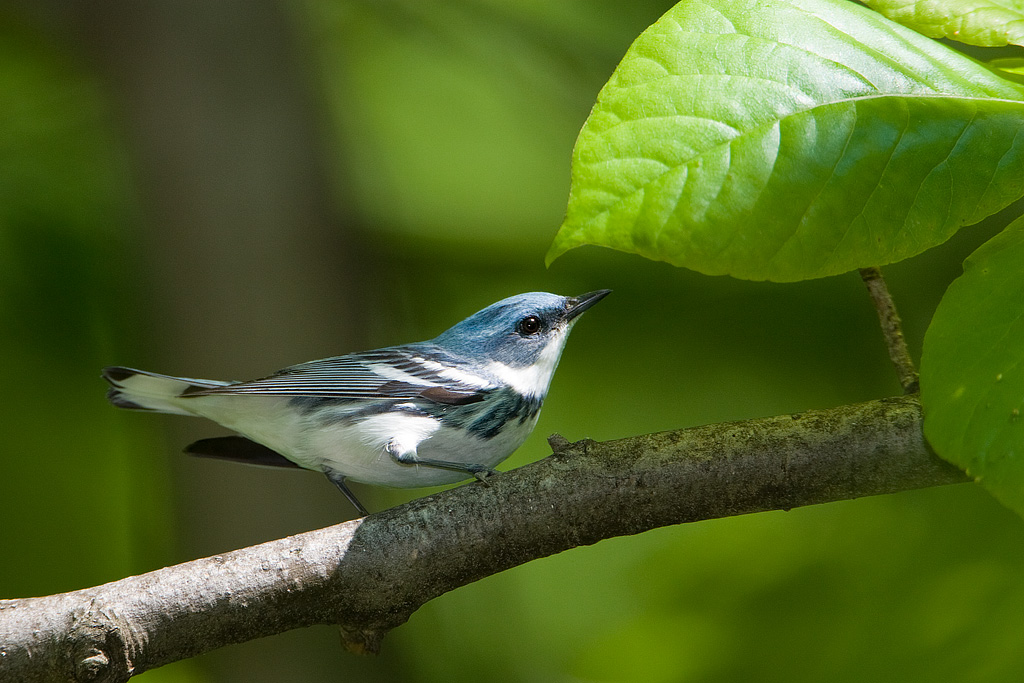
[2,1,1024,681]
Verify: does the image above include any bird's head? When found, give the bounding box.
[433,290,610,398]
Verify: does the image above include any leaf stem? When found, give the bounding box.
[859,267,919,394]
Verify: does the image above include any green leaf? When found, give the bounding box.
[863,0,1024,47]
[548,0,1024,281]
[921,217,1024,515]
[989,56,1024,78]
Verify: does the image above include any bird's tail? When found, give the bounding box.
[102,366,231,416]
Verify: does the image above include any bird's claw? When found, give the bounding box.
[470,467,498,485]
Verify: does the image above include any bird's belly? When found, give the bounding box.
[310,411,540,488]
[186,395,321,467]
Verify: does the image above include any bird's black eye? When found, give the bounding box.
[517,315,542,336]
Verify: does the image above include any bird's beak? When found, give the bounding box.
[565,289,611,322]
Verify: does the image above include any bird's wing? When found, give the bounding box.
[181,345,493,405]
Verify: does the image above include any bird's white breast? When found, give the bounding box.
[301,407,540,488]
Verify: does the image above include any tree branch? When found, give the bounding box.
[0,395,966,682]
[859,266,920,393]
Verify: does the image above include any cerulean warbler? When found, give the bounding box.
[103,290,609,515]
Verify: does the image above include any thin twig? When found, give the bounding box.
[859,267,920,394]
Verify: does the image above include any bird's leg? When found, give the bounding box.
[325,470,370,517]
[387,444,497,483]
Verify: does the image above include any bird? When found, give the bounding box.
[102,290,610,516]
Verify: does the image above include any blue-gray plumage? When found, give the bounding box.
[102,290,609,515]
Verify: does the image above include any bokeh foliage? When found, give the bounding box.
[3,1,1024,682]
